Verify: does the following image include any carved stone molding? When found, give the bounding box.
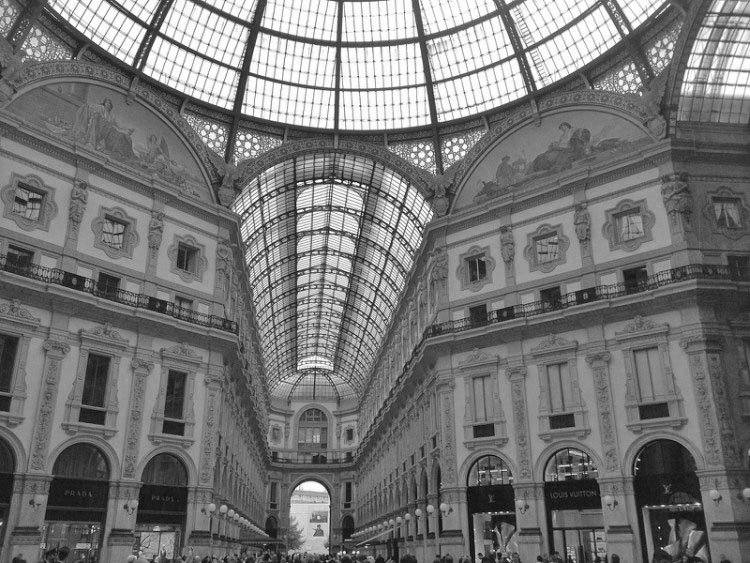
[0,299,41,325]
[531,333,578,355]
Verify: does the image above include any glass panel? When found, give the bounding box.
[52,444,109,479]
[164,370,186,420]
[142,453,188,486]
[82,354,109,408]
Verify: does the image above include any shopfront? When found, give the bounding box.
[0,438,15,561]
[465,455,516,560]
[543,448,605,563]
[136,453,189,561]
[633,440,708,562]
[44,443,110,563]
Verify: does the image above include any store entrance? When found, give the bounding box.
[550,509,606,563]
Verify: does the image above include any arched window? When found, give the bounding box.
[543,448,598,481]
[634,440,697,477]
[298,408,328,450]
[467,455,513,486]
[0,438,14,474]
[265,515,278,539]
[142,453,188,486]
[53,443,109,480]
[342,514,354,540]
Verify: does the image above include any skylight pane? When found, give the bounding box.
[263,0,337,41]
[243,76,335,128]
[428,16,514,82]
[339,86,431,130]
[342,0,418,42]
[511,0,597,47]
[116,0,160,23]
[620,0,666,28]
[434,59,526,122]
[50,0,145,61]
[144,37,237,108]
[211,0,259,21]
[340,43,424,90]
[418,0,497,35]
[162,2,247,67]
[250,34,336,88]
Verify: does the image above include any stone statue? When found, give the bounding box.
[574,202,591,242]
[500,226,515,265]
[68,180,88,231]
[148,211,164,250]
[661,173,692,225]
[429,246,448,282]
[430,167,457,216]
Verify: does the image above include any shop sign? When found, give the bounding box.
[138,484,188,512]
[48,478,108,508]
[466,484,515,512]
[545,479,601,510]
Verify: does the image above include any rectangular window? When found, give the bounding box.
[546,363,573,413]
[177,243,198,273]
[469,304,488,326]
[163,370,187,435]
[270,482,278,508]
[346,427,354,442]
[728,255,750,280]
[472,375,492,422]
[102,216,127,249]
[0,334,19,412]
[472,423,495,438]
[12,183,44,221]
[345,481,353,507]
[79,354,110,425]
[96,272,120,297]
[633,347,669,419]
[623,266,648,293]
[535,234,560,263]
[6,245,34,271]
[713,197,742,228]
[615,209,645,242]
[467,255,487,283]
[540,286,562,311]
[175,296,193,310]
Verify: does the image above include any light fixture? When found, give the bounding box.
[219,504,228,515]
[737,487,750,502]
[123,498,139,515]
[29,493,47,510]
[426,504,435,515]
[227,508,236,518]
[389,519,395,527]
[602,494,618,511]
[709,489,722,506]
[414,508,423,518]
[439,502,453,516]
[396,516,402,524]
[233,513,240,522]
[404,513,412,521]
[202,503,217,516]
[514,491,529,514]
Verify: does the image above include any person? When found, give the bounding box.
[57,547,70,563]
[610,555,620,563]
[652,550,672,563]
[313,524,324,537]
[71,98,136,160]
[12,554,25,563]
[41,548,57,563]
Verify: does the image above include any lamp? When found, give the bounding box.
[404,513,412,521]
[123,498,139,515]
[233,513,240,522]
[219,504,228,515]
[426,504,435,515]
[414,508,423,518]
[439,502,452,516]
[602,494,618,511]
[227,508,236,518]
[709,489,722,506]
[389,519,395,527]
[396,516,402,524]
[29,493,47,510]
[202,503,217,516]
[514,491,529,514]
[737,487,750,502]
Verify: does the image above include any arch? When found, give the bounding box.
[141,452,189,487]
[287,476,334,498]
[410,472,418,504]
[0,436,15,473]
[0,427,26,472]
[235,142,433,202]
[459,450,518,487]
[47,436,120,478]
[533,441,605,483]
[419,467,429,499]
[464,454,516,487]
[136,446,199,487]
[341,514,355,540]
[290,403,335,449]
[265,515,279,539]
[430,461,442,494]
[52,442,110,480]
[622,431,706,476]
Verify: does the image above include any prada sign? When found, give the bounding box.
[138,484,188,512]
[48,478,108,508]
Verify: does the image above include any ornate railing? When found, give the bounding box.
[0,254,238,334]
[270,450,354,465]
[425,263,746,337]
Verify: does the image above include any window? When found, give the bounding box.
[633,348,670,419]
[298,408,328,449]
[102,216,127,249]
[525,224,570,273]
[163,370,187,435]
[467,256,487,283]
[270,482,278,509]
[623,266,648,293]
[96,272,120,297]
[79,354,110,425]
[0,334,19,412]
[469,304,488,326]
[472,375,492,424]
[460,353,507,445]
[713,197,741,229]
[345,427,354,442]
[174,296,194,320]
[12,183,44,221]
[344,481,353,508]
[177,243,198,273]
[458,246,495,291]
[92,207,139,259]
[728,255,750,280]
[540,286,563,311]
[2,173,57,231]
[603,199,655,251]
[5,245,34,272]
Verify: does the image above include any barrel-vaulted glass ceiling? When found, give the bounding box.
[232,153,432,401]
[49,0,666,131]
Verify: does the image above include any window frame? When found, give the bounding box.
[1,173,58,232]
[168,234,208,283]
[458,350,507,447]
[615,316,685,432]
[62,324,127,438]
[524,224,570,273]
[704,187,750,239]
[92,206,139,259]
[603,199,655,252]
[149,343,199,447]
[0,299,38,426]
[457,245,495,292]
[5,244,35,273]
[531,334,590,441]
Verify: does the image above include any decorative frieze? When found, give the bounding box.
[585,352,620,474]
[507,366,532,480]
[122,359,153,479]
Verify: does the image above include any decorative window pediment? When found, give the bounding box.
[1,173,58,232]
[92,206,139,259]
[603,199,655,251]
[524,224,569,273]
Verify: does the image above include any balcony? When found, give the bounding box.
[270,450,355,465]
[426,263,746,337]
[0,253,238,334]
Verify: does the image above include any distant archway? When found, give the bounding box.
[288,480,331,555]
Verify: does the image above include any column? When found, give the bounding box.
[105,481,142,563]
[6,474,52,563]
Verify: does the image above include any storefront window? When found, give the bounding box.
[633,440,707,563]
[466,455,517,561]
[544,449,604,563]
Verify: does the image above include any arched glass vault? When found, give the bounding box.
[232,152,433,402]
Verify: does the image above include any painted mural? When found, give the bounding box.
[8,82,207,196]
[457,110,652,208]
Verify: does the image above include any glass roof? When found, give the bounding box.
[232,153,432,401]
[48,0,667,131]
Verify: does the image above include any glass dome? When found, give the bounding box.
[49,0,667,132]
